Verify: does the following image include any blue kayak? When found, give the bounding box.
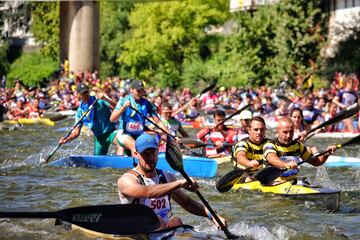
[50,153,217,178]
[326,155,360,167]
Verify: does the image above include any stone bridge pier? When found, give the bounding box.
[60,1,99,73]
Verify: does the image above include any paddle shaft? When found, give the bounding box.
[306,103,359,136]
[178,169,236,239]
[129,106,200,155]
[44,98,99,163]
[0,211,56,218]
[197,104,250,140]
[131,107,236,238]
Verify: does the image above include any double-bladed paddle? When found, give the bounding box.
[172,80,217,117]
[42,98,99,164]
[254,134,360,185]
[128,106,237,238]
[216,168,251,193]
[0,204,160,235]
[165,135,238,239]
[304,103,359,141]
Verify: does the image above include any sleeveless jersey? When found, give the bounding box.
[231,137,269,170]
[119,168,173,223]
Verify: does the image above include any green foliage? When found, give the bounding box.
[31,2,59,59]
[118,0,228,87]
[100,0,134,78]
[7,52,58,87]
[270,0,326,84]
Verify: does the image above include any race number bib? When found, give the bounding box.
[144,197,171,222]
[126,121,144,135]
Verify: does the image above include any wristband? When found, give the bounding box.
[207,211,213,220]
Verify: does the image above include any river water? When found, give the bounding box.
[0,119,360,239]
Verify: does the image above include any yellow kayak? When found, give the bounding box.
[3,118,55,126]
[61,222,223,240]
[232,178,340,211]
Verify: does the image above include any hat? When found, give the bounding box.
[76,83,89,94]
[239,110,252,120]
[131,80,144,91]
[135,133,158,153]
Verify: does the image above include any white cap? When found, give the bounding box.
[239,110,252,120]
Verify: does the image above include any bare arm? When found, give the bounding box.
[110,101,130,122]
[332,96,346,109]
[236,151,259,168]
[307,145,337,166]
[266,152,297,169]
[118,173,189,199]
[59,126,81,144]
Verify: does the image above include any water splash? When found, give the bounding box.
[313,165,339,189]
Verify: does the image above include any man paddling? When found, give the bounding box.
[263,117,337,179]
[232,117,294,182]
[59,83,122,155]
[117,133,227,230]
[110,80,170,156]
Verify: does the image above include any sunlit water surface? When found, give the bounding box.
[0,119,359,239]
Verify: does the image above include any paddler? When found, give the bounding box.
[196,109,236,158]
[117,133,228,230]
[263,117,337,180]
[59,83,123,155]
[110,80,171,156]
[232,117,293,182]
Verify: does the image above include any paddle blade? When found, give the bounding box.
[253,167,285,185]
[179,138,207,148]
[165,135,184,171]
[216,169,247,193]
[0,204,160,235]
[49,115,68,122]
[200,80,217,95]
[59,204,160,235]
[340,134,360,147]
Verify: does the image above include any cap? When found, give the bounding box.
[131,80,145,91]
[135,133,158,153]
[76,83,89,94]
[239,110,252,120]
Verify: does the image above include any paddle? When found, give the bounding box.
[197,104,251,140]
[0,204,160,235]
[216,168,251,193]
[42,98,99,164]
[179,138,208,148]
[304,103,360,140]
[129,106,200,156]
[48,114,68,122]
[165,135,238,239]
[254,134,360,185]
[172,80,217,117]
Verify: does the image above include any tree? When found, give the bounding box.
[31,2,59,59]
[99,1,134,78]
[118,0,228,88]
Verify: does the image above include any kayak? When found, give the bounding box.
[326,155,360,167]
[61,223,225,240]
[231,178,340,211]
[311,132,358,139]
[3,117,55,126]
[50,153,217,178]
